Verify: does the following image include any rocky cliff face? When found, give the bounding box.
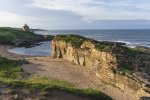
[52,34,150,95]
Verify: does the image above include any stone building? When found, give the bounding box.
[22,24,30,31]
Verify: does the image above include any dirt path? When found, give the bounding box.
[0,45,141,100]
[23,57,139,100]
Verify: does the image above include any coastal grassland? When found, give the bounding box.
[55,34,87,48]
[0,56,112,100]
[55,34,118,50]
[9,77,112,100]
[0,56,23,80]
[55,34,145,55]
[0,27,39,44]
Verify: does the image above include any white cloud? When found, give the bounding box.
[0,11,44,28]
[32,0,150,21]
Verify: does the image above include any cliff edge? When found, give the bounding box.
[52,34,150,97]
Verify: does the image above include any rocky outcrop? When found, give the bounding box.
[13,35,54,47]
[135,46,150,53]
[52,34,150,95]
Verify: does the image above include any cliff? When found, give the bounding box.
[52,34,150,95]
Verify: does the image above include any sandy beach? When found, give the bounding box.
[0,44,31,60]
[0,44,143,100]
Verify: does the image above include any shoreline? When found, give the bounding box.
[0,44,143,100]
[0,32,150,100]
[6,39,150,58]
[1,27,149,99]
[0,44,28,60]
[36,29,150,49]
[7,41,51,57]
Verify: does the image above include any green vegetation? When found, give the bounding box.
[100,46,112,53]
[55,34,87,48]
[118,66,132,74]
[113,46,144,57]
[0,56,23,79]
[6,77,111,100]
[0,27,39,44]
[0,56,112,100]
[55,34,115,52]
[55,34,144,54]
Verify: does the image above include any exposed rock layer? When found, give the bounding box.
[52,35,150,94]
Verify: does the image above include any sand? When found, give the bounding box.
[0,44,30,60]
[0,44,141,100]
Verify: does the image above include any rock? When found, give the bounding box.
[81,40,95,49]
[79,57,85,66]
[14,94,18,99]
[52,35,150,92]
[136,46,150,50]
[13,35,54,47]
[136,46,150,53]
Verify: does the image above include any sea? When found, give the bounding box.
[8,29,150,56]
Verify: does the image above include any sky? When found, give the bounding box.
[0,0,150,29]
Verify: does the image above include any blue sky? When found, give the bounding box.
[0,0,150,29]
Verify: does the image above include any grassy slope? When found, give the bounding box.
[0,27,39,44]
[55,34,87,48]
[0,56,112,100]
[0,56,23,79]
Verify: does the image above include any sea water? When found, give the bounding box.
[9,29,150,56]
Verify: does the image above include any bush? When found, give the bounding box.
[103,46,112,53]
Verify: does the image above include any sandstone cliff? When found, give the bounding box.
[52,34,150,95]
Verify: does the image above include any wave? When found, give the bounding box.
[35,30,150,48]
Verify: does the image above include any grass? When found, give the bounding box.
[0,56,23,79]
[118,66,132,74]
[0,27,40,44]
[54,34,145,54]
[114,46,144,57]
[102,46,112,53]
[55,34,87,48]
[0,56,112,100]
[55,34,115,52]
[4,77,111,100]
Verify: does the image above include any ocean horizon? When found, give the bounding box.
[35,29,150,48]
[8,29,150,56]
